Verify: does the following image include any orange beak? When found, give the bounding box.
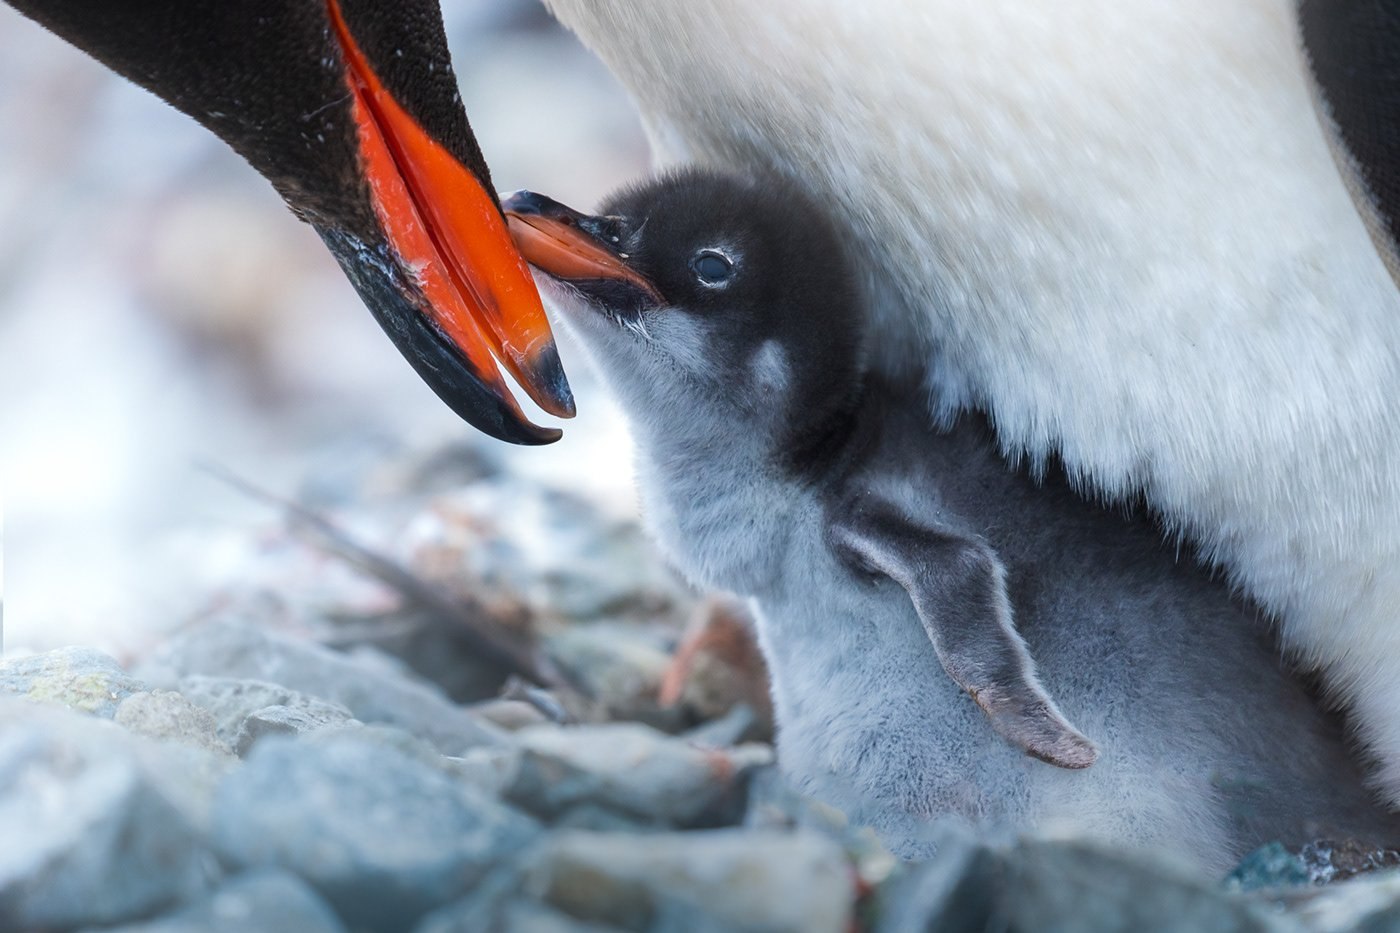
[327,0,572,443]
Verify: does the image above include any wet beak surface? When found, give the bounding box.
[327,0,573,444]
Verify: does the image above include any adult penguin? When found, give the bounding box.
[1,0,635,445]
[537,0,1400,802]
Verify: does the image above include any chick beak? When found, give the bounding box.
[501,190,662,301]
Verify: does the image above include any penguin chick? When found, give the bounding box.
[504,171,1400,869]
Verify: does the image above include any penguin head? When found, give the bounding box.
[505,170,864,456]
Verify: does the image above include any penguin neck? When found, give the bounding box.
[626,376,870,595]
[626,402,801,596]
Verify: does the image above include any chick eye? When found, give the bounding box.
[691,250,734,285]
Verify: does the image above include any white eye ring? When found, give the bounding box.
[691,249,735,287]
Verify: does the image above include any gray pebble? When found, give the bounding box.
[0,699,220,930]
[469,698,554,732]
[499,724,773,828]
[234,702,357,755]
[177,675,357,747]
[521,828,852,933]
[137,621,505,754]
[212,733,539,931]
[0,646,148,718]
[1288,871,1400,932]
[418,896,627,933]
[541,623,672,720]
[115,690,233,756]
[95,869,346,933]
[1226,842,1311,892]
[878,834,1284,933]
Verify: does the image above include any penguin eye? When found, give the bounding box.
[691,250,734,286]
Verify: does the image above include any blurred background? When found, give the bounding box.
[0,0,651,655]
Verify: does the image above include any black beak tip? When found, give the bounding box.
[318,226,564,447]
[529,342,577,419]
[500,189,578,222]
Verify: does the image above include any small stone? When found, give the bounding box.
[879,835,1282,933]
[522,828,852,933]
[470,698,554,731]
[402,480,691,625]
[212,734,539,931]
[500,723,774,827]
[1226,842,1310,892]
[1006,839,1283,932]
[743,766,895,888]
[1289,871,1400,932]
[137,621,505,754]
[115,690,233,756]
[1299,839,1400,885]
[234,702,357,755]
[99,870,346,933]
[177,675,356,748]
[419,897,627,933]
[683,703,760,748]
[542,623,673,722]
[0,647,148,718]
[414,865,627,933]
[874,832,1005,933]
[0,699,220,930]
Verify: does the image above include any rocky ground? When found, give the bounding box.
[4,442,1400,933]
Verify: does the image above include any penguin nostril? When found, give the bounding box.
[579,214,627,246]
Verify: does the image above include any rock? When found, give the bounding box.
[0,646,148,718]
[1298,839,1400,885]
[1002,839,1286,932]
[0,699,220,930]
[414,864,627,933]
[418,897,627,933]
[136,621,505,754]
[878,835,1282,933]
[115,690,233,756]
[1226,842,1310,892]
[234,703,358,755]
[303,722,465,775]
[1287,871,1400,932]
[401,479,691,625]
[875,835,1007,933]
[498,723,774,828]
[683,703,761,748]
[176,675,356,749]
[543,623,675,722]
[743,766,897,891]
[470,698,555,731]
[212,734,539,932]
[99,870,346,933]
[521,828,853,933]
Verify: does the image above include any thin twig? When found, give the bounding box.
[198,461,576,693]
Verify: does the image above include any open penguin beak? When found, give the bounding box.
[500,191,662,304]
[5,0,575,445]
[325,0,573,445]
